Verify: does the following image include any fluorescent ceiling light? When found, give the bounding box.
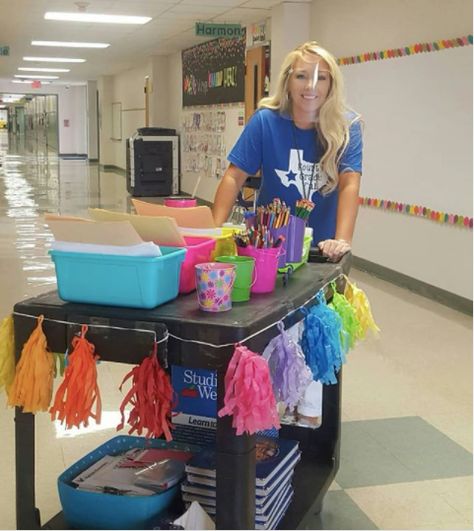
[15,74,59,80]
[23,57,85,63]
[18,67,70,73]
[32,40,110,48]
[44,12,151,24]
[12,80,51,84]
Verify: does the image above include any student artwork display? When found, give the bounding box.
[338,34,472,65]
[182,35,246,106]
[1,276,379,437]
[182,109,228,178]
[359,196,473,228]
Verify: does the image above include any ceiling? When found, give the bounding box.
[0,0,308,85]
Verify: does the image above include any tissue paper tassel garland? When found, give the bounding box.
[329,286,363,351]
[218,345,280,436]
[264,322,312,410]
[50,324,102,429]
[344,277,380,338]
[117,341,174,441]
[8,315,55,413]
[0,315,15,394]
[301,292,345,385]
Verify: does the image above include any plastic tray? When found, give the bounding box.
[58,435,200,530]
[50,246,186,309]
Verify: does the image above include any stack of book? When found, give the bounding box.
[181,436,300,529]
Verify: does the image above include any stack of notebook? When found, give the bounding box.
[181,436,300,529]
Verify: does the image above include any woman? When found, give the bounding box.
[212,41,363,262]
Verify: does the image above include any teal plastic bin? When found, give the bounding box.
[58,436,200,530]
[49,246,186,309]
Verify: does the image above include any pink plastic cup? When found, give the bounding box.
[164,196,197,208]
[238,245,283,294]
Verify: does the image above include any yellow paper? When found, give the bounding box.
[88,208,186,246]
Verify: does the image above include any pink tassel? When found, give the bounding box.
[218,345,280,436]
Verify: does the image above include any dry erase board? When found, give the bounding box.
[342,45,472,215]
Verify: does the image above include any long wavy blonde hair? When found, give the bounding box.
[258,41,360,194]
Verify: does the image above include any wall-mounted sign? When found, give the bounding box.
[182,34,246,107]
[0,46,10,56]
[195,22,243,39]
[246,21,268,47]
[31,80,41,89]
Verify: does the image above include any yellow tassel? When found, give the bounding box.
[8,315,55,413]
[0,315,15,394]
[344,278,380,339]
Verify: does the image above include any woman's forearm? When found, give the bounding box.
[335,172,361,243]
[212,164,249,226]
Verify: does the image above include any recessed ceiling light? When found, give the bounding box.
[18,67,70,73]
[44,12,151,24]
[12,80,51,84]
[15,74,59,80]
[32,40,110,48]
[23,57,86,63]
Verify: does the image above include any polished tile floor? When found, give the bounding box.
[0,131,472,530]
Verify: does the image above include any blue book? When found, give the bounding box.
[184,483,294,528]
[184,452,300,497]
[185,436,300,487]
[182,468,294,513]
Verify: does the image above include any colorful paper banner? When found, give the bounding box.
[359,196,473,228]
[338,35,472,65]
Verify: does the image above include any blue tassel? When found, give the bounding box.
[301,292,345,385]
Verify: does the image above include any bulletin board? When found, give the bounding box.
[342,43,472,216]
[181,104,245,181]
[182,35,246,107]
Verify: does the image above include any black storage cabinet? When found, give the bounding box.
[13,255,351,530]
[126,127,180,197]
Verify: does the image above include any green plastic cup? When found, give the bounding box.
[216,255,255,302]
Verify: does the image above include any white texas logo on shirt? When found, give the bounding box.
[274,149,328,198]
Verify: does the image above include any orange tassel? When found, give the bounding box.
[8,315,55,413]
[0,315,15,394]
[50,324,101,429]
[117,342,174,441]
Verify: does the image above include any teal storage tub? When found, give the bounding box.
[58,435,200,530]
[49,246,186,309]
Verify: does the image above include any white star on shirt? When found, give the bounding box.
[275,149,326,198]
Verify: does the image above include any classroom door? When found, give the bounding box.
[245,46,268,123]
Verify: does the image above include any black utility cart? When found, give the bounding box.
[13,254,350,530]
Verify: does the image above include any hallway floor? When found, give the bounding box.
[0,130,472,530]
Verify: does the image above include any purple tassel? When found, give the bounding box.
[263,322,313,410]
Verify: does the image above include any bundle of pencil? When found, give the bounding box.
[295,199,315,222]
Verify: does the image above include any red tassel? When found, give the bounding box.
[50,325,101,429]
[117,342,174,441]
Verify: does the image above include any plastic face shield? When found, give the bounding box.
[281,60,330,120]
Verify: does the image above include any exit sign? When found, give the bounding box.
[195,23,243,38]
[0,46,10,56]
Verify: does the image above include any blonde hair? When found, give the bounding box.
[258,41,360,194]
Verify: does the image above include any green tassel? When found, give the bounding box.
[329,284,362,350]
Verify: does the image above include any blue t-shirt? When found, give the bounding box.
[228,108,363,244]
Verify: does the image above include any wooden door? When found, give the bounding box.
[245,46,266,123]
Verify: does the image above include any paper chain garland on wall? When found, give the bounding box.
[358,196,473,229]
[337,34,472,65]
[0,275,379,437]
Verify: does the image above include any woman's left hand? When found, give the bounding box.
[318,239,351,262]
